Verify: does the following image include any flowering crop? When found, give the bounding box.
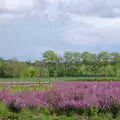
[0,81,120,114]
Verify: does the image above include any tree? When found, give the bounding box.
[81,51,92,63]
[0,50,120,78]
[64,52,76,63]
[40,68,49,77]
[72,52,81,63]
[97,51,110,62]
[43,50,59,77]
[34,60,41,77]
[81,52,94,76]
[0,58,5,77]
[28,67,36,78]
[110,52,120,76]
[43,50,59,62]
[63,52,73,76]
[97,51,110,76]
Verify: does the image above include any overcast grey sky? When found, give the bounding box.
[0,0,120,60]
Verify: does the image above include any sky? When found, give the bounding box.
[0,0,120,60]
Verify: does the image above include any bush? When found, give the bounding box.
[7,100,22,113]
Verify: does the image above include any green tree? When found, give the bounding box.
[0,58,5,77]
[97,51,110,76]
[28,67,36,78]
[43,50,59,61]
[43,50,59,77]
[110,52,120,76]
[63,52,73,76]
[81,52,94,76]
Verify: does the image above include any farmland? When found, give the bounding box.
[1,76,120,82]
[0,81,120,119]
[1,0,120,118]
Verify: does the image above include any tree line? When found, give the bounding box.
[0,50,120,78]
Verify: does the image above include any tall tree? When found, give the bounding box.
[0,58,5,77]
[43,50,59,77]
[43,50,59,62]
[110,52,120,76]
[97,51,110,76]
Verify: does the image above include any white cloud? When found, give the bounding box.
[64,16,120,45]
[0,0,120,59]
[0,0,34,11]
[1,0,120,45]
[1,0,120,18]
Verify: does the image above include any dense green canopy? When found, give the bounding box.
[0,50,120,78]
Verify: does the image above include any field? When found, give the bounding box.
[0,79,120,119]
[1,76,120,82]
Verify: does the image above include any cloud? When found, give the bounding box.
[63,15,120,46]
[0,0,33,12]
[0,0,47,15]
[60,0,120,17]
[0,0,120,18]
[0,0,120,60]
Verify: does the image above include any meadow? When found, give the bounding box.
[0,80,120,119]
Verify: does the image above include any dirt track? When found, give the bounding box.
[0,82,50,85]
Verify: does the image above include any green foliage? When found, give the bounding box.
[53,70,58,78]
[0,100,119,120]
[83,106,99,116]
[0,104,120,120]
[28,67,36,78]
[43,50,59,61]
[0,50,120,78]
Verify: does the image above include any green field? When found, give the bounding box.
[0,103,118,120]
[0,77,120,120]
[0,77,120,82]
[0,105,119,120]
[0,84,50,92]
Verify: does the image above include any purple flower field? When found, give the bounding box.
[0,81,120,111]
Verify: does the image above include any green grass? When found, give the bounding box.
[0,77,120,82]
[0,84,51,92]
[0,103,119,120]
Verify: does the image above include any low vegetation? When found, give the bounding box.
[0,82,120,119]
[0,84,50,92]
